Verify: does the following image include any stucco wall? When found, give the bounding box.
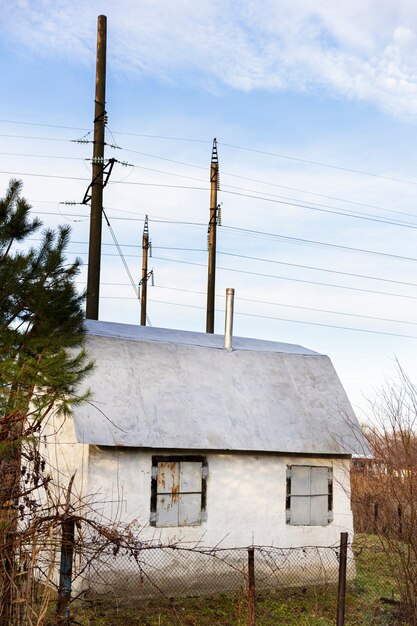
[85,447,353,548]
[40,412,90,508]
[40,437,352,596]
[78,448,352,596]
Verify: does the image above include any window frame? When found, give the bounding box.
[150,455,208,527]
[286,464,333,526]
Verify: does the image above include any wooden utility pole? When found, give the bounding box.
[206,138,219,333]
[86,15,107,320]
[140,216,150,326]
[336,532,348,626]
[247,546,256,626]
[57,517,75,624]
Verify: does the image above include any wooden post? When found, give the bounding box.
[336,532,348,626]
[57,518,75,624]
[140,216,149,325]
[248,546,255,626]
[206,138,219,333]
[86,15,107,320]
[373,500,379,533]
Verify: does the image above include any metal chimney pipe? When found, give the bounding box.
[224,288,235,350]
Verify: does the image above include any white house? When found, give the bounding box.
[45,317,364,594]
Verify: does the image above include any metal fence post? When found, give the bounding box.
[248,546,255,626]
[336,531,348,626]
[57,517,75,624]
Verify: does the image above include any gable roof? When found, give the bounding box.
[72,320,364,456]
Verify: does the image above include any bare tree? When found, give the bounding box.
[351,365,417,624]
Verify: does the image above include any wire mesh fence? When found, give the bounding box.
[6,531,406,625]
[79,544,344,600]
[349,535,399,597]
[70,534,403,625]
[82,546,248,600]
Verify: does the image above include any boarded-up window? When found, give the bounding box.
[150,456,208,527]
[286,465,333,525]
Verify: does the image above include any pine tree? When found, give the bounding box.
[0,179,93,622]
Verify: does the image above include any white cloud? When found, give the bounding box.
[3,0,417,115]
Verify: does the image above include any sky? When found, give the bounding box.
[2,1,417,417]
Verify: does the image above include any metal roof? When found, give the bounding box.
[72,320,364,456]
[83,320,321,355]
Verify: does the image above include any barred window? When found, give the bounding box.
[150,456,208,527]
[286,465,333,525]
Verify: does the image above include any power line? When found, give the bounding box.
[0,170,208,191]
[0,133,71,143]
[221,189,417,230]
[5,159,417,231]
[0,151,212,185]
[5,139,417,227]
[111,129,209,143]
[107,296,417,340]
[4,156,417,231]
[219,142,417,187]
[220,170,417,222]
[112,147,417,220]
[1,120,416,186]
[113,143,417,223]
[0,170,89,181]
[0,152,84,161]
[32,211,206,227]
[0,119,210,143]
[0,133,210,171]
[216,251,417,289]
[152,246,206,253]
[28,209,417,264]
[67,249,417,300]
[26,237,415,290]
[153,245,417,288]
[5,151,417,228]
[101,209,139,300]
[0,119,90,132]
[151,255,417,301]
[120,147,207,172]
[76,280,417,329]
[101,209,152,326]
[71,248,417,300]
[222,225,417,264]
[135,284,417,328]
[149,217,206,226]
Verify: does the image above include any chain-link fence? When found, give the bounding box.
[3,523,408,625]
[349,534,399,600]
[67,533,404,625]
[79,543,342,600]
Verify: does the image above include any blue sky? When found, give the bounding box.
[2,1,417,416]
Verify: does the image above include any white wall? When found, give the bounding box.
[85,447,353,548]
[44,440,353,595]
[40,411,90,510]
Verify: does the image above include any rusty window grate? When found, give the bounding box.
[150,456,208,527]
[286,465,333,526]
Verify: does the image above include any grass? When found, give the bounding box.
[55,534,408,626]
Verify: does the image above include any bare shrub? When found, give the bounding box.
[351,366,417,624]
